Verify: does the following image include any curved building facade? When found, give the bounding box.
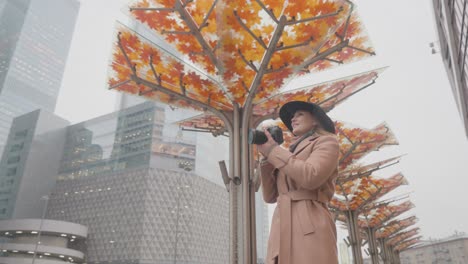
[0,218,87,263]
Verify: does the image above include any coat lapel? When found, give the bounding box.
[293,133,320,156]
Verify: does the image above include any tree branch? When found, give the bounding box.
[254,0,278,23]
[302,40,348,69]
[174,0,222,71]
[285,6,344,25]
[200,0,218,30]
[348,45,376,56]
[132,75,232,127]
[149,54,162,85]
[161,29,192,35]
[265,63,288,74]
[238,49,258,72]
[109,79,131,90]
[117,32,138,76]
[275,37,313,51]
[233,10,267,49]
[323,57,343,64]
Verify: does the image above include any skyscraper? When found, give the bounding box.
[0,0,79,146]
[0,109,69,219]
[432,0,468,137]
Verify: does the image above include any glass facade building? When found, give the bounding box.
[0,0,79,146]
[0,109,69,219]
[41,102,230,264]
[432,0,468,137]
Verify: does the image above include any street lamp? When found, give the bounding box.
[32,195,49,264]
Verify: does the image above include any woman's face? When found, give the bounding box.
[291,110,318,136]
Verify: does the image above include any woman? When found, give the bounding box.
[257,101,340,264]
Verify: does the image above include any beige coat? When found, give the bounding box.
[261,133,340,264]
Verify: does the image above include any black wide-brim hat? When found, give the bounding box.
[279,101,336,134]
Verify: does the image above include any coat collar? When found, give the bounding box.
[292,133,320,155]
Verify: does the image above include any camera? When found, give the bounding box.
[248,126,284,145]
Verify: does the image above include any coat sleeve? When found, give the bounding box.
[266,135,339,190]
[260,160,278,203]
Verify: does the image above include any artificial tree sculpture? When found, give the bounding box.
[108,0,377,263]
[359,200,415,263]
[332,172,407,264]
[387,227,420,248]
[376,216,419,263]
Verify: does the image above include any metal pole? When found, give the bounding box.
[391,246,397,264]
[366,227,379,264]
[389,245,395,263]
[240,107,254,264]
[249,142,257,264]
[32,195,49,264]
[229,142,237,264]
[228,130,236,264]
[346,210,363,264]
[387,245,395,264]
[233,105,242,264]
[393,249,400,264]
[389,247,394,264]
[384,244,389,264]
[378,238,389,264]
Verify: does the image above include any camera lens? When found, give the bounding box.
[248,129,268,145]
[268,126,284,144]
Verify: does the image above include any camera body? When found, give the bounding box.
[248,126,284,145]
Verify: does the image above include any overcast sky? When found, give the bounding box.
[55,0,468,241]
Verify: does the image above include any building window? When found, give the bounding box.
[6,167,17,176]
[9,142,24,152]
[6,156,20,164]
[14,129,28,139]
[446,43,451,60]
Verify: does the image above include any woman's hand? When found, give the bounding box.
[257,128,279,158]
